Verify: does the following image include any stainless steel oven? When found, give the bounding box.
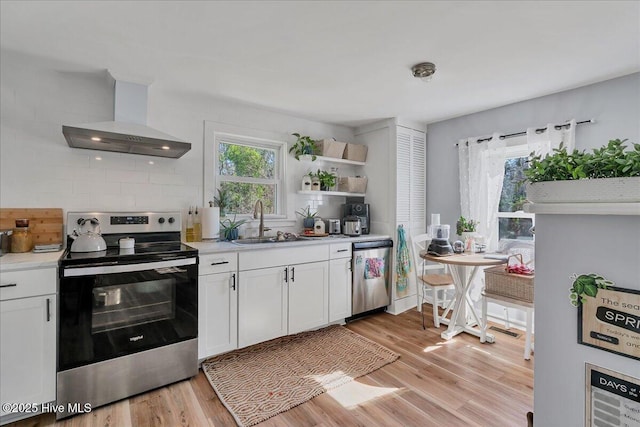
[57,212,198,419]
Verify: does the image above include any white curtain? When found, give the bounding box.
[526,119,576,156]
[458,132,506,253]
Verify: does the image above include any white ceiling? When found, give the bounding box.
[1,1,639,127]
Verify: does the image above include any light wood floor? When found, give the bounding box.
[8,306,533,427]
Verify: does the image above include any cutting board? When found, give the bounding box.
[0,208,64,245]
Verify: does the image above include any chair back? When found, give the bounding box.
[411,233,443,283]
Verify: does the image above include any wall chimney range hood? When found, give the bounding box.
[62,75,191,159]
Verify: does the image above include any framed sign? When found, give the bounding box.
[585,363,640,427]
[578,285,640,361]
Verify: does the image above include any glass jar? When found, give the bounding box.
[311,176,320,191]
[12,219,33,253]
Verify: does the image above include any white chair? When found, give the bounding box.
[410,233,456,329]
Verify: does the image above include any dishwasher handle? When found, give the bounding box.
[352,239,393,251]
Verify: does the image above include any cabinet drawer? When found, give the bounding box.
[199,253,238,275]
[239,245,328,271]
[0,268,57,301]
[329,243,352,259]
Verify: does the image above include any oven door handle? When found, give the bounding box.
[63,257,197,277]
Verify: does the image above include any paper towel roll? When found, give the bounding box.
[201,207,220,239]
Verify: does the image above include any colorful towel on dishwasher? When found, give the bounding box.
[364,257,385,279]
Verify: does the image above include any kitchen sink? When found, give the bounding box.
[231,237,277,245]
[231,235,305,245]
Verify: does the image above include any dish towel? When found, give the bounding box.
[364,258,385,279]
[395,225,412,296]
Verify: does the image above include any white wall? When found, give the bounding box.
[425,73,640,229]
[0,49,355,231]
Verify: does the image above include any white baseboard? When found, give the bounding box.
[388,294,417,315]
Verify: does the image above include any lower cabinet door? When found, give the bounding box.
[238,267,287,348]
[288,261,329,334]
[0,295,56,418]
[329,257,352,322]
[198,272,238,360]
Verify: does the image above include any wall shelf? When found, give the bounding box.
[298,190,365,197]
[300,155,365,166]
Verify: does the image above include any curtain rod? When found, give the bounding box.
[455,118,595,147]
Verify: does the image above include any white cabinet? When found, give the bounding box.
[288,261,329,334]
[238,266,287,348]
[198,253,238,360]
[329,243,352,322]
[0,267,56,423]
[238,246,329,348]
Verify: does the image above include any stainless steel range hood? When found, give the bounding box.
[62,77,191,159]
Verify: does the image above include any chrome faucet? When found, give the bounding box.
[253,200,271,238]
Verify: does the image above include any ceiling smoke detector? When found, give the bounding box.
[411,62,436,82]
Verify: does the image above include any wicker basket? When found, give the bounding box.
[484,254,534,303]
[343,143,368,162]
[315,139,346,159]
[338,176,368,193]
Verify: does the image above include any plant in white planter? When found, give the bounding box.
[289,133,317,161]
[524,139,640,203]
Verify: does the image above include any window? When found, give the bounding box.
[206,126,286,217]
[498,140,535,241]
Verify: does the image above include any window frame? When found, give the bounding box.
[497,137,535,241]
[204,122,288,219]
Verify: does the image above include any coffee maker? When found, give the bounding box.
[341,202,370,234]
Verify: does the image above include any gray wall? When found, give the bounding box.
[425,73,640,227]
[534,213,640,426]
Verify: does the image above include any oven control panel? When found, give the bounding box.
[111,216,149,225]
[67,212,182,235]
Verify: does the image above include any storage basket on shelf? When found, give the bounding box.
[338,176,368,193]
[314,139,347,159]
[343,143,368,162]
[484,254,534,303]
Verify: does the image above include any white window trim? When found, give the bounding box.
[204,121,288,220]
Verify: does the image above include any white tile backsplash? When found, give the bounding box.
[105,170,149,184]
[120,183,164,197]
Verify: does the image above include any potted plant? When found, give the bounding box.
[456,216,478,252]
[212,187,232,217]
[296,206,318,229]
[219,215,248,241]
[456,216,478,236]
[316,169,337,191]
[289,133,317,161]
[524,138,640,203]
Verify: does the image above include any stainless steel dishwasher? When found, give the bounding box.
[351,239,393,318]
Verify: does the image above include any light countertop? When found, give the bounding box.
[0,250,64,272]
[0,234,392,271]
[187,234,391,254]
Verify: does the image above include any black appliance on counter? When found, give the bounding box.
[57,211,198,419]
[341,202,370,235]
